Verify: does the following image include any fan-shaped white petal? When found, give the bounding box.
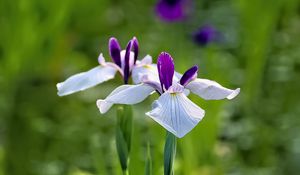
[146,92,205,138]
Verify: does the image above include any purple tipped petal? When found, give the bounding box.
[193,25,217,46]
[180,65,198,86]
[109,37,122,67]
[155,0,185,22]
[124,41,132,84]
[132,37,139,64]
[157,52,174,91]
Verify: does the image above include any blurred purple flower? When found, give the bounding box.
[193,25,219,46]
[155,0,188,22]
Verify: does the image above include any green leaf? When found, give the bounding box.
[145,143,152,175]
[116,105,133,172]
[164,131,177,175]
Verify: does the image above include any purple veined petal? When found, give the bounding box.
[124,40,132,84]
[179,65,198,86]
[109,37,122,67]
[132,37,139,64]
[157,52,174,91]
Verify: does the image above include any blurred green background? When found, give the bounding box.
[1,0,300,174]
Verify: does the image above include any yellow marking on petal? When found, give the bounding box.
[143,65,154,69]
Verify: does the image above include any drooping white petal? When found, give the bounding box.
[97,84,155,114]
[186,78,240,100]
[146,92,205,138]
[57,66,117,96]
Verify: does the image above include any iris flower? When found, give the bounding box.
[97,52,240,138]
[56,37,153,96]
[193,25,218,46]
[155,0,188,22]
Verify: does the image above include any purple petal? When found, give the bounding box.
[157,52,174,91]
[132,37,139,64]
[155,0,185,22]
[124,40,132,84]
[109,37,122,67]
[193,25,217,46]
[180,65,198,86]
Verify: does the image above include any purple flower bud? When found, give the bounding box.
[124,41,132,84]
[108,37,122,67]
[193,25,217,46]
[157,52,174,91]
[132,37,139,64]
[155,0,186,22]
[180,65,198,86]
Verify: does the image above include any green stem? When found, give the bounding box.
[164,131,177,175]
[116,105,133,175]
[123,169,129,175]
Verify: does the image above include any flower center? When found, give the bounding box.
[165,0,180,6]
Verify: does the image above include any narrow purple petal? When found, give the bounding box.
[132,37,139,64]
[109,37,122,67]
[157,52,174,91]
[124,40,132,84]
[180,65,198,86]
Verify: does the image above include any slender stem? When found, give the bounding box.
[164,131,177,175]
[116,105,133,175]
[123,169,129,175]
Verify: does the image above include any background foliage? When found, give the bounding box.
[1,0,300,174]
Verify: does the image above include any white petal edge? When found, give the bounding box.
[139,55,152,65]
[186,78,240,100]
[57,66,117,96]
[146,92,205,138]
[96,84,155,114]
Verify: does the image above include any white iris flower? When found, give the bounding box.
[56,37,153,96]
[97,52,240,138]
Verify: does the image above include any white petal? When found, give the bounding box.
[139,55,152,65]
[146,92,205,138]
[96,100,113,114]
[120,50,135,71]
[132,63,182,85]
[98,53,105,65]
[173,72,182,82]
[96,84,155,114]
[57,66,117,96]
[186,78,240,100]
[132,64,159,84]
